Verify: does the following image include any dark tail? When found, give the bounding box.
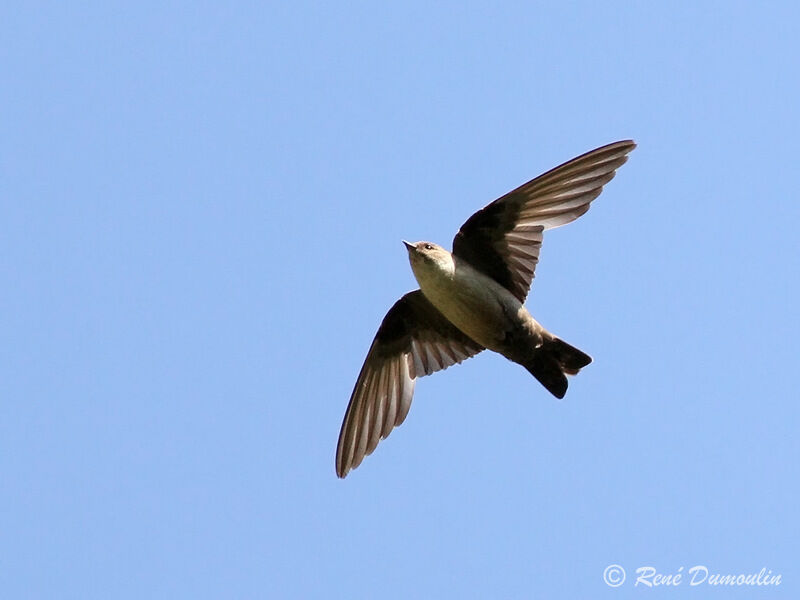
[523,335,592,399]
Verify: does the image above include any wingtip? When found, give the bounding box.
[603,139,636,152]
[335,454,350,478]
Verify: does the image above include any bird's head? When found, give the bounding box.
[402,240,454,281]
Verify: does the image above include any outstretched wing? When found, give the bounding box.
[452,140,636,302]
[336,290,484,478]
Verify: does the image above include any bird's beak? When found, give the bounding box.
[402,240,414,251]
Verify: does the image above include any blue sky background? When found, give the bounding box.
[3,2,799,598]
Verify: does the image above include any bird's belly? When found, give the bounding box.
[418,268,520,350]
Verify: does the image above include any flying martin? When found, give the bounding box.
[336,140,636,477]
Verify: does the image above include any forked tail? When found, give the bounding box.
[523,335,592,399]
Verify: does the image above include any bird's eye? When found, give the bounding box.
[424,244,433,250]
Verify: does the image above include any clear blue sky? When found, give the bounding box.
[3,2,798,598]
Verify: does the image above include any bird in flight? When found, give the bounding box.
[336,140,636,478]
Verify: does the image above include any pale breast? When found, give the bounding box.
[417,260,522,350]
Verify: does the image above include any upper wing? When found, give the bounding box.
[336,290,483,478]
[452,140,636,302]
